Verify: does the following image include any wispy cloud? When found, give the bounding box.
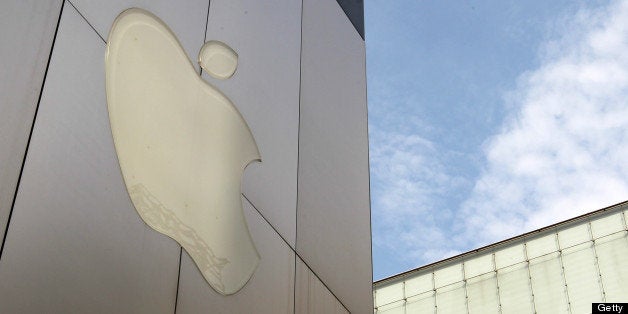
[370,125,465,268]
[371,0,628,277]
[368,84,470,269]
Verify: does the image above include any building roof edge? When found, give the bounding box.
[374,199,628,286]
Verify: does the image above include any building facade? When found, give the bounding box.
[0,1,371,313]
[374,201,628,313]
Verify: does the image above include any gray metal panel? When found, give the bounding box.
[295,256,349,314]
[176,196,295,314]
[202,0,301,247]
[69,0,209,69]
[0,6,180,313]
[0,0,63,248]
[297,0,372,312]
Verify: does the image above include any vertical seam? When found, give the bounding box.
[241,195,339,312]
[294,0,305,312]
[492,252,502,314]
[588,221,607,302]
[555,231,573,314]
[295,253,351,313]
[523,242,537,313]
[173,2,212,313]
[431,270,436,314]
[173,248,183,313]
[362,2,373,313]
[461,261,470,314]
[402,279,407,314]
[0,0,66,261]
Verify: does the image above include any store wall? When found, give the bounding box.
[373,202,628,314]
[0,1,371,313]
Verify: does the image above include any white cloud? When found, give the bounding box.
[371,1,628,277]
[456,0,628,247]
[370,126,463,266]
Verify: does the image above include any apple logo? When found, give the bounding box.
[105,8,261,295]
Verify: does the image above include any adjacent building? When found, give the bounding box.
[374,201,628,313]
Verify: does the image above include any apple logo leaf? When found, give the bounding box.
[105,8,261,295]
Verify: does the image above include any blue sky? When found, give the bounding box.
[365,0,628,280]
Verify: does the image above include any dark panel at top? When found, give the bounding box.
[336,0,364,39]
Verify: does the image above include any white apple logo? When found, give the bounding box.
[105,8,260,295]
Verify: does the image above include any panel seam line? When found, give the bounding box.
[67,0,105,43]
[173,2,213,312]
[242,193,350,313]
[0,0,66,261]
[294,0,305,312]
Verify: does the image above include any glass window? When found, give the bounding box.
[495,243,525,269]
[466,273,499,314]
[464,253,494,278]
[435,282,466,313]
[526,233,558,259]
[595,232,628,302]
[529,253,569,313]
[590,213,624,239]
[497,262,534,314]
[375,282,404,307]
[562,242,603,312]
[405,272,434,297]
[434,264,463,288]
